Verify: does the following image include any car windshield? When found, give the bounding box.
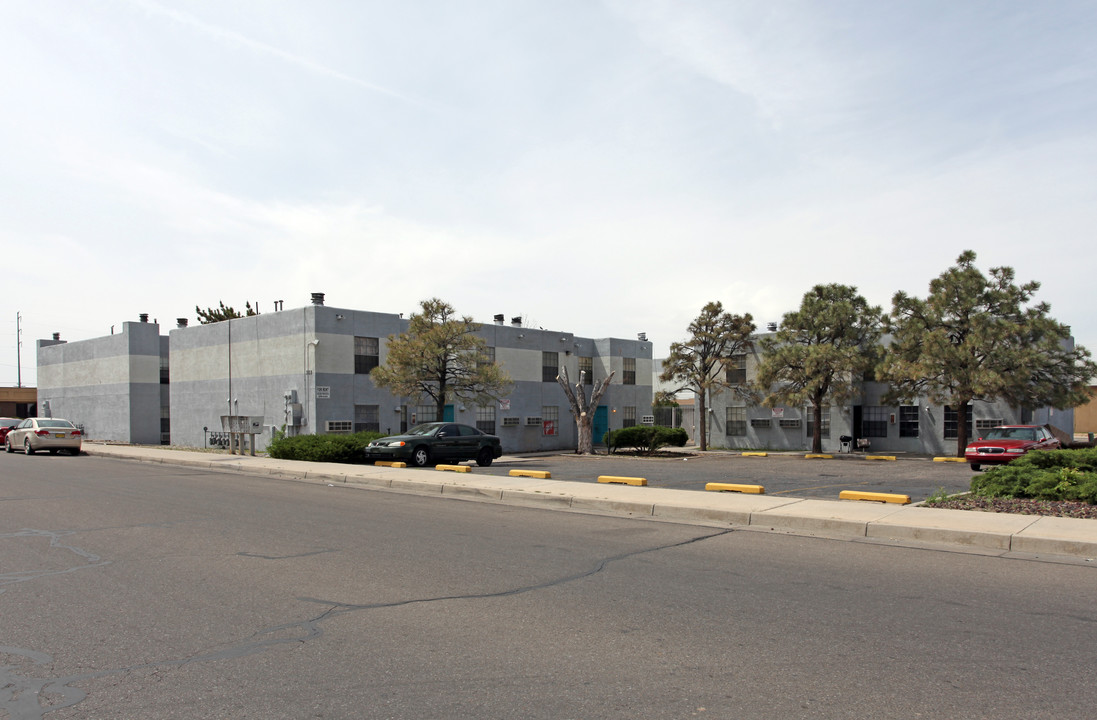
[37,419,76,429]
[984,428,1036,441]
[405,424,442,437]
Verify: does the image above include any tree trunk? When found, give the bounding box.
[557,366,614,454]
[576,412,594,454]
[812,396,824,454]
[955,399,971,458]
[697,389,708,451]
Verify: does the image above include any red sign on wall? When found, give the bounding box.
[543,420,557,436]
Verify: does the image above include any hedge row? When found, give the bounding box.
[969,448,1097,504]
[266,430,385,463]
[603,425,689,455]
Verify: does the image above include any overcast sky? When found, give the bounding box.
[3,0,1096,387]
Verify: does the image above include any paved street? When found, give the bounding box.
[481,451,975,502]
[2,453,1095,719]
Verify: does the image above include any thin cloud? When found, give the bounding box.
[124,0,438,112]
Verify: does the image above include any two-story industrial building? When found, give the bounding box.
[36,295,654,452]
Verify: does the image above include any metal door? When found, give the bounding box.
[593,406,609,445]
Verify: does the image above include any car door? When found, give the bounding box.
[434,424,462,461]
[454,424,482,460]
[10,419,31,448]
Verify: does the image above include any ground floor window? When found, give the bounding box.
[622,406,636,428]
[862,406,888,438]
[476,405,496,435]
[806,406,831,439]
[944,406,974,440]
[354,405,380,433]
[415,405,439,425]
[726,407,747,436]
[976,418,1005,435]
[541,406,559,435]
[899,406,919,437]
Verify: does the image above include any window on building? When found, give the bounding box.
[725,354,746,385]
[862,406,889,438]
[415,404,439,425]
[355,337,379,374]
[623,357,636,385]
[779,418,801,429]
[542,352,558,382]
[751,418,771,429]
[622,406,636,428]
[944,406,974,440]
[726,407,747,436]
[806,406,831,439]
[476,405,496,434]
[579,356,593,384]
[976,418,1005,434]
[354,404,380,433]
[542,405,559,435]
[479,346,495,368]
[160,405,170,445]
[899,406,919,437]
[160,356,170,384]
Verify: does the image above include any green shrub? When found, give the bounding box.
[604,426,688,455]
[267,430,385,464]
[969,448,1097,504]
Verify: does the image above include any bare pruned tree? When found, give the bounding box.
[557,365,615,454]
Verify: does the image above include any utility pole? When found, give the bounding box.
[16,311,22,388]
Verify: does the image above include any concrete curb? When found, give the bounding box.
[80,444,1097,563]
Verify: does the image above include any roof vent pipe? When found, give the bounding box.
[511,316,522,327]
[767,322,778,332]
[311,293,325,306]
[52,332,60,341]
[494,314,505,325]
[139,313,149,323]
[177,318,188,328]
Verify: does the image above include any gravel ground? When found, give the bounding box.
[924,496,1097,519]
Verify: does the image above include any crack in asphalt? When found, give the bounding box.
[0,530,112,594]
[1,528,733,718]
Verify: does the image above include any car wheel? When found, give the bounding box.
[24,438,34,455]
[476,447,494,467]
[970,463,980,471]
[4,439,13,453]
[411,446,431,467]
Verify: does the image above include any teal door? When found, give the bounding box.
[443,404,455,422]
[593,406,609,445]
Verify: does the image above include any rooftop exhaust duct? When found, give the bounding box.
[311,293,325,306]
[177,318,188,328]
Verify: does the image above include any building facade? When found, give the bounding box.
[666,336,1077,454]
[37,320,168,445]
[36,300,654,453]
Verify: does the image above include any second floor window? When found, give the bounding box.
[579,356,593,384]
[355,337,379,374]
[543,352,558,382]
[623,357,636,385]
[725,354,746,385]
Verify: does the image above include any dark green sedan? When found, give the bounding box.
[364,422,503,467]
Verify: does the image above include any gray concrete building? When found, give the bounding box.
[37,318,168,445]
[664,334,1077,454]
[36,299,654,452]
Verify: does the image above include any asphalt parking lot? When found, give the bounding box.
[479,451,976,503]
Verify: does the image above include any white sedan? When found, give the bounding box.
[5,418,83,455]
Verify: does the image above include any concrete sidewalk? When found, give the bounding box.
[82,443,1097,563]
